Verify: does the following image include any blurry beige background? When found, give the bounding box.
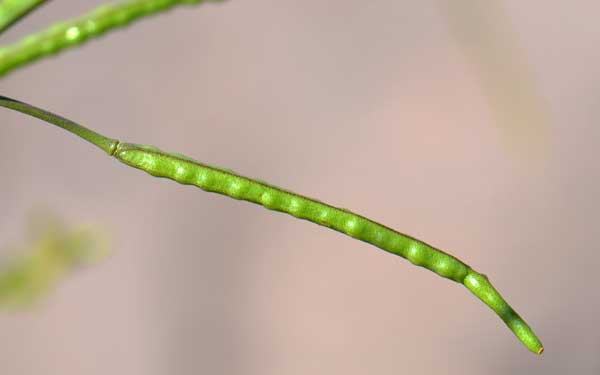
[1,0,599,374]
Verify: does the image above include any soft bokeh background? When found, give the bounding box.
[1,1,599,373]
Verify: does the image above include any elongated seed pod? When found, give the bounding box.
[0,0,221,77]
[0,0,47,34]
[115,142,474,283]
[0,95,543,354]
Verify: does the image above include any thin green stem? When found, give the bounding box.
[0,0,48,35]
[0,96,118,154]
[0,0,220,78]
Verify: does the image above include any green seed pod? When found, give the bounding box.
[114,141,472,284]
[0,95,544,354]
[0,0,222,77]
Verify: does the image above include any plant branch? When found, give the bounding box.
[0,95,544,355]
[0,95,118,154]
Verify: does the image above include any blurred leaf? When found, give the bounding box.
[0,211,108,308]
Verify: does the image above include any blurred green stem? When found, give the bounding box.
[0,0,47,34]
[0,0,219,78]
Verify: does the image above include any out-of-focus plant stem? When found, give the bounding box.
[0,0,48,35]
[0,0,222,78]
